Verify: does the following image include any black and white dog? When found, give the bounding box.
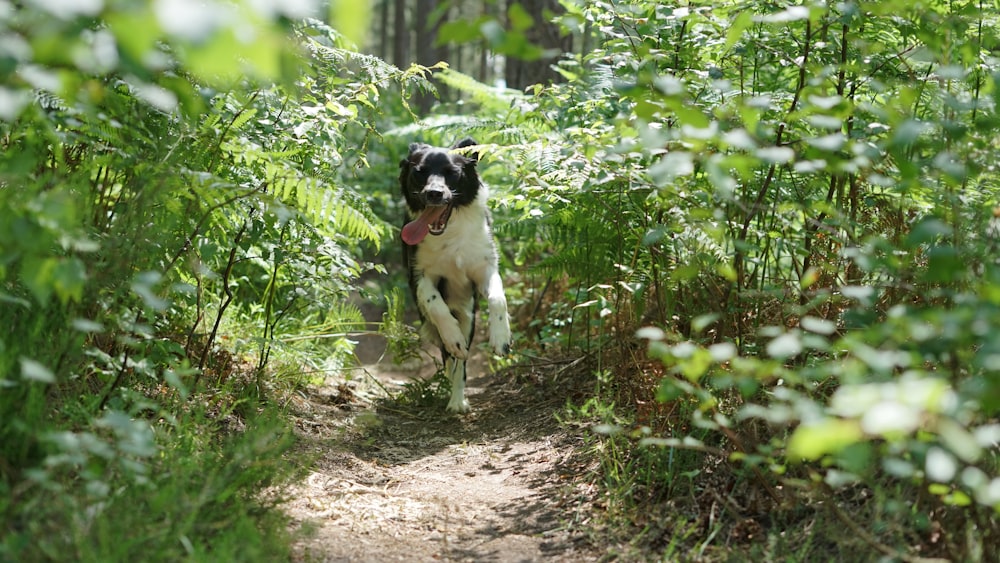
[399,138,512,413]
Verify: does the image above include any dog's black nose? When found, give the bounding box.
[425,187,445,204]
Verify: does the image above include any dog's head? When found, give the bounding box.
[399,138,480,245]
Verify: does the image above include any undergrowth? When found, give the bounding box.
[410,1,1000,560]
[0,3,421,560]
[6,0,1000,561]
[0,353,302,561]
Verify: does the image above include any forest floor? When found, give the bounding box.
[282,329,605,563]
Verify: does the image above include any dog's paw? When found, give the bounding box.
[439,324,469,359]
[446,396,470,413]
[443,339,469,359]
[489,322,512,356]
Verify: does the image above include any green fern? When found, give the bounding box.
[378,287,421,366]
[434,68,523,113]
[301,20,433,95]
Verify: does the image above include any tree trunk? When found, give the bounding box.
[378,0,389,61]
[392,0,409,68]
[478,1,495,85]
[504,0,570,90]
[413,0,447,113]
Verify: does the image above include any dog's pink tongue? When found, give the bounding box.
[402,207,445,245]
[402,218,430,245]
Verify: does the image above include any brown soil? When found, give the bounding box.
[284,332,603,562]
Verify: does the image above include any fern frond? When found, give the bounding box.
[282,300,368,343]
[329,192,383,244]
[301,21,423,92]
[323,300,366,331]
[379,286,421,365]
[270,172,384,247]
[434,68,523,113]
[225,107,258,135]
[34,90,66,110]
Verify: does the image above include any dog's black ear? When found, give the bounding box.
[408,142,429,156]
[451,137,478,162]
[400,142,428,176]
[400,144,421,191]
[399,156,410,193]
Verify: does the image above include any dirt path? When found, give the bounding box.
[284,336,602,562]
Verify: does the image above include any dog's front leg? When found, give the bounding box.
[445,357,469,413]
[482,270,512,355]
[415,276,468,359]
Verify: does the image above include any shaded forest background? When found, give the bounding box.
[378,0,571,98]
[2,0,999,561]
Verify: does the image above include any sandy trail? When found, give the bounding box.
[284,336,600,562]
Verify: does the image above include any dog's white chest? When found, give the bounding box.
[413,206,494,282]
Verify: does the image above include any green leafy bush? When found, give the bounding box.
[0,2,428,560]
[425,0,1000,558]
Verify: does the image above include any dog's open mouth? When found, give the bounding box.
[402,203,453,245]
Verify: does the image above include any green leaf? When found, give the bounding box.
[163,369,190,400]
[20,357,55,383]
[800,316,836,335]
[635,326,666,341]
[717,262,737,282]
[653,75,684,96]
[51,257,87,304]
[942,490,973,507]
[642,227,668,245]
[835,442,873,475]
[806,133,846,151]
[507,3,535,31]
[925,446,958,482]
[757,5,810,23]
[71,318,104,333]
[480,19,544,61]
[922,247,963,283]
[724,11,753,52]
[890,119,932,147]
[657,377,686,402]
[807,95,843,110]
[593,423,622,435]
[840,285,875,305]
[708,342,737,362]
[648,151,694,186]
[905,217,952,248]
[670,263,700,281]
[807,114,844,130]
[184,30,245,85]
[679,348,713,382]
[756,146,795,164]
[132,271,170,312]
[20,257,57,304]
[107,10,159,68]
[767,331,802,359]
[938,418,981,463]
[692,313,719,333]
[928,483,951,496]
[437,19,488,45]
[788,419,863,461]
